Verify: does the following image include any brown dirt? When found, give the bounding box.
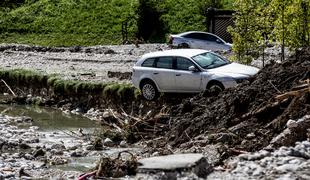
[161,48,310,152]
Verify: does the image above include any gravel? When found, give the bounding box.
[209,116,310,179]
[0,43,169,83]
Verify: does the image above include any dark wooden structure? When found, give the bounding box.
[206,8,234,43]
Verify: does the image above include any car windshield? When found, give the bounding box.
[191,52,230,69]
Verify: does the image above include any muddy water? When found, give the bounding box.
[0,104,141,177]
[0,104,95,130]
[0,104,99,172]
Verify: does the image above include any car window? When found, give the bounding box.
[176,57,195,70]
[142,58,155,67]
[192,52,230,69]
[156,57,173,69]
[183,33,203,40]
[205,34,218,42]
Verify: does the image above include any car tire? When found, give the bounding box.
[141,81,159,101]
[207,82,224,96]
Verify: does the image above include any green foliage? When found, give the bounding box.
[230,0,310,63]
[269,0,310,49]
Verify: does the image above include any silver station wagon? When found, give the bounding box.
[132,49,259,100]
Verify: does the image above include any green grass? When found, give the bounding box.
[0,69,136,101]
[0,33,122,46]
[0,0,233,46]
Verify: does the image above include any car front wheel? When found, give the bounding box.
[207,82,224,96]
[141,81,159,101]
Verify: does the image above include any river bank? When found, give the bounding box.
[0,44,309,179]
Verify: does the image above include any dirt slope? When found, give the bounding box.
[167,48,310,152]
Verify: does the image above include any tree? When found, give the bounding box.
[229,0,310,63]
[136,0,166,42]
[228,0,270,63]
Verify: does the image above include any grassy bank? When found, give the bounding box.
[0,69,138,101]
[0,0,233,46]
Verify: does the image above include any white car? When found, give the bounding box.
[168,31,232,51]
[132,49,259,100]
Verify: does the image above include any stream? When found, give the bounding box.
[0,104,140,179]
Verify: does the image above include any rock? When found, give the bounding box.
[50,144,66,150]
[287,120,298,129]
[51,149,64,155]
[33,148,45,158]
[70,151,82,157]
[21,116,33,123]
[138,153,213,178]
[19,143,31,149]
[119,140,127,148]
[246,133,256,139]
[103,138,114,147]
[49,156,68,165]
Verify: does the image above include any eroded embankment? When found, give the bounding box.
[164,48,310,154]
[0,69,137,110]
[0,68,189,143]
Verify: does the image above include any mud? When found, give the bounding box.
[164,48,310,153]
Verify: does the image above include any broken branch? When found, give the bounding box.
[1,79,16,97]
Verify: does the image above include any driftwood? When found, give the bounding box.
[1,79,16,97]
[275,79,310,101]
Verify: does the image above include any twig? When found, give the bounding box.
[1,108,10,114]
[120,107,142,122]
[268,80,282,94]
[184,131,192,142]
[1,79,16,97]
[108,108,124,126]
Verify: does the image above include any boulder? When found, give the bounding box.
[138,153,213,178]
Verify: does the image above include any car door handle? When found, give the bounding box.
[153,72,159,75]
[176,74,181,76]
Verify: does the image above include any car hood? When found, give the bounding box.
[206,62,259,78]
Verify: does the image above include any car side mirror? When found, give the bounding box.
[188,66,198,72]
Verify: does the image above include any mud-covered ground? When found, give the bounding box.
[159,48,309,151]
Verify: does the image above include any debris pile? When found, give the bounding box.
[79,151,138,179]
[166,48,309,152]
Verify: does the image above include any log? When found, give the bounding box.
[275,87,309,101]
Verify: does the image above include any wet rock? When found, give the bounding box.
[138,153,213,178]
[103,138,114,147]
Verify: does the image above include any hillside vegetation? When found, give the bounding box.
[0,0,233,46]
